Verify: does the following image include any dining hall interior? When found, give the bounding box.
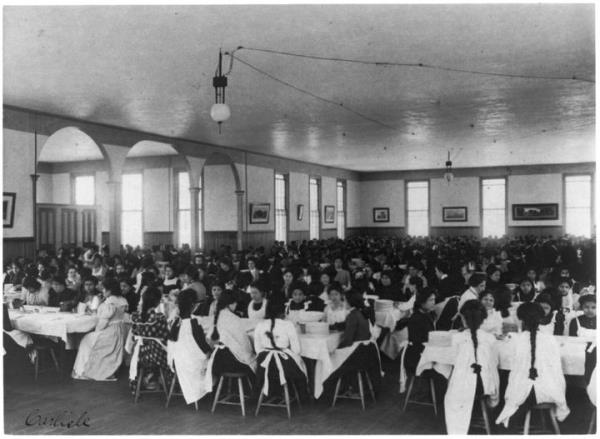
[1,3,597,436]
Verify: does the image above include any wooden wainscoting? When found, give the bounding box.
[288,230,310,243]
[320,229,338,240]
[507,226,564,238]
[143,231,174,248]
[346,227,406,237]
[3,237,36,262]
[244,230,276,249]
[203,231,238,252]
[429,226,481,237]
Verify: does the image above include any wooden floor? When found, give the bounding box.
[3,358,596,435]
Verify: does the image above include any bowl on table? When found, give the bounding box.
[428,331,453,347]
[375,299,394,312]
[297,310,325,323]
[304,321,329,336]
[505,283,518,291]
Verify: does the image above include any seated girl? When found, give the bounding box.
[207,282,224,317]
[254,298,307,398]
[285,282,324,322]
[80,276,102,313]
[479,290,503,336]
[191,282,213,317]
[324,282,350,330]
[209,290,256,378]
[557,277,579,313]
[247,283,267,321]
[128,287,170,392]
[535,292,565,335]
[445,300,499,435]
[119,277,138,314]
[569,294,596,337]
[496,302,569,428]
[161,264,180,296]
[20,276,48,306]
[513,278,536,302]
[72,278,129,381]
[403,288,437,376]
[494,286,519,332]
[338,291,371,348]
[168,289,213,405]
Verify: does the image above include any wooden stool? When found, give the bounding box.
[402,374,438,416]
[134,367,168,404]
[470,395,492,435]
[588,406,596,434]
[255,380,301,419]
[211,372,253,417]
[32,344,60,381]
[522,403,560,435]
[166,367,198,411]
[331,369,376,411]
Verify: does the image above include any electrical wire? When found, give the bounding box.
[238,46,595,84]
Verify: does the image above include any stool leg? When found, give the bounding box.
[480,398,491,435]
[34,352,39,381]
[549,407,560,435]
[194,401,199,411]
[357,371,365,411]
[166,373,177,408]
[365,371,376,402]
[211,376,224,413]
[429,378,438,416]
[292,382,301,410]
[523,410,531,435]
[255,387,265,416]
[159,368,168,396]
[49,349,60,373]
[402,376,415,412]
[246,376,253,391]
[332,378,342,408]
[588,407,596,434]
[134,368,145,404]
[283,383,292,419]
[238,377,246,417]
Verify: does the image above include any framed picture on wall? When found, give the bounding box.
[297,204,304,221]
[373,207,390,223]
[512,203,559,221]
[3,192,16,228]
[324,205,335,223]
[249,203,270,224]
[442,206,468,222]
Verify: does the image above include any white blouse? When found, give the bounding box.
[480,309,503,335]
[325,303,350,325]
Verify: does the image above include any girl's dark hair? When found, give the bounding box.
[290,282,307,296]
[264,298,286,350]
[327,281,343,295]
[460,299,488,375]
[579,294,596,307]
[102,278,121,296]
[486,264,501,277]
[534,292,554,309]
[177,289,197,319]
[517,302,545,380]
[558,276,573,288]
[468,273,486,288]
[413,288,436,311]
[347,291,365,309]
[211,290,236,341]
[408,276,424,290]
[184,266,199,281]
[141,287,162,322]
[493,286,513,318]
[23,276,41,290]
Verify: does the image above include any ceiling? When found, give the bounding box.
[3,4,595,171]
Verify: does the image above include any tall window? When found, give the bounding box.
[121,173,143,247]
[407,181,429,236]
[336,180,346,239]
[309,177,320,240]
[275,173,287,243]
[74,175,95,205]
[198,176,203,249]
[177,172,191,247]
[565,175,592,237]
[482,178,506,238]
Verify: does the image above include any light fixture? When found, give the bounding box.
[210,50,230,133]
[444,151,454,183]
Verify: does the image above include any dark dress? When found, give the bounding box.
[404,309,436,375]
[338,308,371,349]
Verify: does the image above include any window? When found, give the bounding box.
[121,173,143,247]
[177,172,191,247]
[407,181,429,236]
[337,180,346,239]
[309,178,320,240]
[74,175,95,205]
[481,178,506,238]
[275,173,287,243]
[198,176,203,249]
[565,175,592,237]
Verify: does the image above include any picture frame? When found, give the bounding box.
[3,192,16,228]
[297,204,304,221]
[442,206,468,222]
[373,207,390,223]
[324,205,335,223]
[249,203,270,224]
[512,203,559,221]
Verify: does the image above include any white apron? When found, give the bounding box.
[167,319,212,404]
[444,330,500,435]
[258,347,307,396]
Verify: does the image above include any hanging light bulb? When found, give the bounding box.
[211,50,230,133]
[444,150,454,183]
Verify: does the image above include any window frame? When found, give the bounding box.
[309,176,321,240]
[563,173,594,238]
[71,173,96,206]
[121,172,144,247]
[405,179,430,237]
[479,176,507,238]
[336,179,346,239]
[274,172,289,243]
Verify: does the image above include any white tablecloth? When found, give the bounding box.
[415,334,589,381]
[299,331,342,398]
[8,308,98,349]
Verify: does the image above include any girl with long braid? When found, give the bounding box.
[444,300,499,434]
[496,302,569,428]
[253,298,308,399]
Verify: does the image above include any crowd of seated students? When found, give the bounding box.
[2,234,596,429]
